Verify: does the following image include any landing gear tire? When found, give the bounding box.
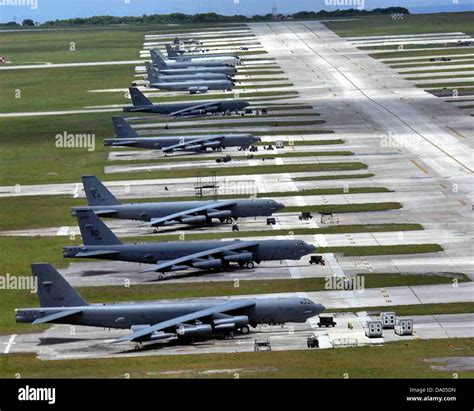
[225,218,233,224]
[245,261,255,269]
[240,326,250,335]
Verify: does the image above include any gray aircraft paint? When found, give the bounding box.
[103,116,259,151]
[123,88,249,115]
[151,49,235,69]
[155,65,237,76]
[151,72,229,82]
[146,63,234,92]
[71,176,284,227]
[64,209,315,274]
[165,44,240,66]
[166,44,240,61]
[15,264,325,343]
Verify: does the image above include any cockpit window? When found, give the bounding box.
[300,299,312,305]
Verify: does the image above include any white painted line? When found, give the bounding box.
[4,334,17,354]
[57,227,70,236]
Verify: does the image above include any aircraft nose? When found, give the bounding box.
[307,243,316,253]
[276,202,285,210]
[316,303,325,313]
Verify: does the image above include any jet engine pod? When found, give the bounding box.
[223,252,253,263]
[214,315,249,330]
[189,86,208,94]
[181,215,208,224]
[192,259,222,269]
[176,324,212,337]
[207,210,232,219]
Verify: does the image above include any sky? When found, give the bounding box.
[0,0,473,23]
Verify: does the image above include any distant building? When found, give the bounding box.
[391,13,404,21]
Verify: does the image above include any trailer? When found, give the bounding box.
[317,315,336,328]
[309,255,326,266]
[380,312,396,329]
[394,319,413,336]
[307,335,319,348]
[365,320,383,338]
[254,337,271,352]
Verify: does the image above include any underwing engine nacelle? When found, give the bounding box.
[176,324,212,337]
[213,315,249,332]
[189,86,208,94]
[181,215,209,224]
[131,325,175,341]
[223,252,253,263]
[192,259,222,269]
[207,210,232,219]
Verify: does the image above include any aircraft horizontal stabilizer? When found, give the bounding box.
[32,309,84,324]
[75,250,119,258]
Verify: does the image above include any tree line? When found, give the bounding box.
[4,8,410,27]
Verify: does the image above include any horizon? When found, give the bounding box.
[0,0,473,24]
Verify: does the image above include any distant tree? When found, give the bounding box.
[22,19,34,26]
[4,21,19,26]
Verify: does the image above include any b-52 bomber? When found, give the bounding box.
[150,49,237,76]
[71,176,284,229]
[151,49,234,69]
[123,87,249,116]
[149,71,230,83]
[145,63,234,93]
[104,116,259,153]
[165,44,241,66]
[16,264,325,345]
[64,209,315,277]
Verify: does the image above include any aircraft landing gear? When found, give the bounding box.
[240,326,250,335]
[134,342,143,350]
[245,261,255,269]
[224,217,233,224]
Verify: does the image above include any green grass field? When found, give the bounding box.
[323,12,474,37]
[331,302,474,316]
[0,65,132,112]
[0,111,341,186]
[0,338,472,378]
[0,28,148,64]
[0,188,391,230]
[371,48,474,60]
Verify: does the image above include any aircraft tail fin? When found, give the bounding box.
[75,208,122,246]
[129,87,152,107]
[166,44,178,58]
[145,62,160,83]
[150,49,167,69]
[31,263,88,307]
[81,176,121,207]
[112,116,139,140]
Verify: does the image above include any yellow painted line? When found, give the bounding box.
[447,126,465,139]
[458,198,467,206]
[410,159,428,174]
